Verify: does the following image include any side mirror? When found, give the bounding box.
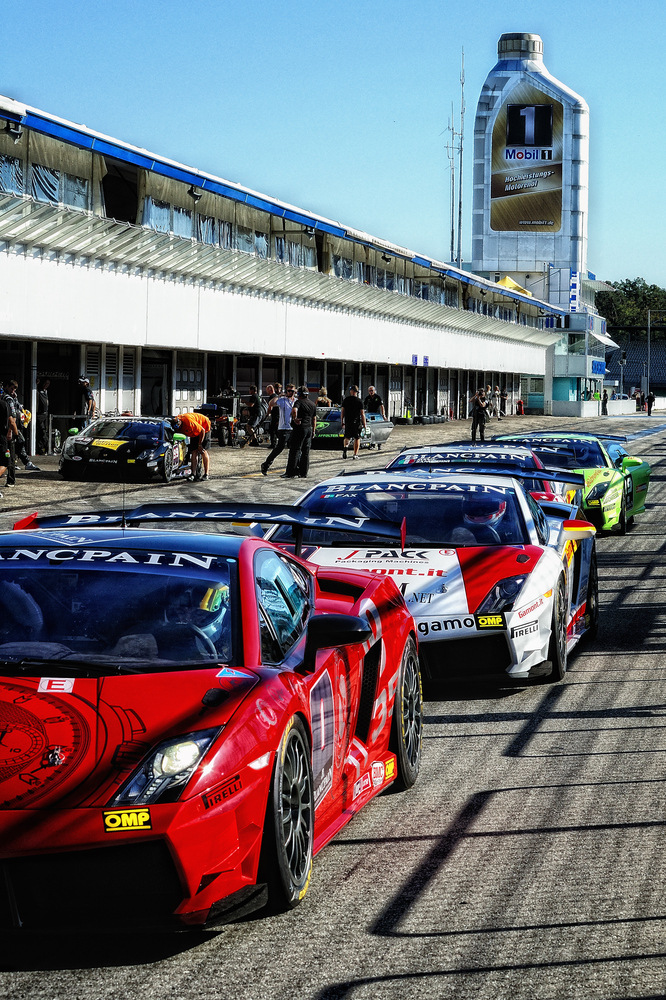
[622,456,643,471]
[68,427,79,435]
[303,614,373,671]
[173,432,187,442]
[561,518,596,541]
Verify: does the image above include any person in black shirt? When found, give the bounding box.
[244,384,262,446]
[341,385,366,459]
[363,385,385,418]
[268,382,282,448]
[36,378,50,454]
[284,387,316,478]
[264,383,278,447]
[0,393,12,496]
[0,387,18,491]
[79,377,96,425]
[470,388,488,442]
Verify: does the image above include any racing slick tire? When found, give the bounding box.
[546,574,568,682]
[160,448,174,483]
[217,424,230,447]
[585,550,599,641]
[59,461,79,480]
[389,637,423,790]
[260,715,313,912]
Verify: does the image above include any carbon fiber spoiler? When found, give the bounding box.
[339,466,585,488]
[12,503,407,558]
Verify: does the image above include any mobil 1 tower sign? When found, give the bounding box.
[491,82,563,232]
[471,32,590,311]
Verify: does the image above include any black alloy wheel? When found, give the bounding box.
[389,637,423,790]
[260,716,313,911]
[161,448,173,482]
[617,481,629,535]
[585,549,599,641]
[547,575,568,681]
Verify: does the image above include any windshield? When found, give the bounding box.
[0,551,236,673]
[86,419,165,443]
[531,441,606,469]
[277,481,529,547]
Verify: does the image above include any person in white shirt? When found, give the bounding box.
[260,384,295,475]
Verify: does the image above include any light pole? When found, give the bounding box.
[647,310,651,398]
[647,309,666,398]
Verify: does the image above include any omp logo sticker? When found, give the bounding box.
[475,614,506,630]
[385,759,396,781]
[103,808,152,832]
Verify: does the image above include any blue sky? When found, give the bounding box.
[4,0,664,284]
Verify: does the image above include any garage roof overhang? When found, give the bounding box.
[0,194,561,347]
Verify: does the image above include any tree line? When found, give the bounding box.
[596,278,666,338]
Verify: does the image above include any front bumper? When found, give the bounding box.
[0,771,268,930]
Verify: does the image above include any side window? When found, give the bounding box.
[607,444,625,468]
[525,492,549,545]
[255,550,311,663]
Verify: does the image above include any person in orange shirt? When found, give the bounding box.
[172,411,211,481]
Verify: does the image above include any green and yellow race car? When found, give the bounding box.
[496,432,650,534]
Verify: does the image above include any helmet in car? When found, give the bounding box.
[463,495,507,527]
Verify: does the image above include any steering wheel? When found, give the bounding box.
[152,622,218,659]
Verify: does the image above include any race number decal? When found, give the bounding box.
[310,670,334,809]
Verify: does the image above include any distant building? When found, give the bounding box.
[0,90,565,446]
[471,32,615,413]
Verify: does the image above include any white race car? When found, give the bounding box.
[269,470,598,684]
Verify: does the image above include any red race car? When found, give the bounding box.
[0,503,422,931]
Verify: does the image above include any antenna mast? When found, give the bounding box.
[456,48,465,269]
[446,102,456,263]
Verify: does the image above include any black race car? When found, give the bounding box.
[59,417,191,482]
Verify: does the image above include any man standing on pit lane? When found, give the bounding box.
[172,411,212,482]
[0,389,17,498]
[341,385,367,460]
[284,386,316,479]
[470,387,488,443]
[36,378,50,455]
[261,384,295,476]
[363,385,386,419]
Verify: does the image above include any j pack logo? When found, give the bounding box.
[103,808,152,832]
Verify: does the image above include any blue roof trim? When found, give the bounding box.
[283,209,317,227]
[315,221,346,237]
[245,193,279,214]
[5,106,565,315]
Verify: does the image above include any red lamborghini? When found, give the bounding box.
[0,502,422,930]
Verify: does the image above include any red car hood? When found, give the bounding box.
[0,666,258,810]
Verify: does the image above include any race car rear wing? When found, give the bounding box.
[339,466,585,488]
[13,503,407,558]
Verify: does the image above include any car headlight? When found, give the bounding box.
[586,481,612,501]
[477,575,527,614]
[62,437,86,455]
[109,727,221,806]
[135,449,157,461]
